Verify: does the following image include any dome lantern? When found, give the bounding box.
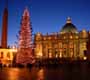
[66,17,72,23]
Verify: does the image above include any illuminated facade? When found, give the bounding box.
[34,17,89,59]
[84,34,90,60]
[0,47,17,66]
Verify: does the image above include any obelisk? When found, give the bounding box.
[1,2,8,48]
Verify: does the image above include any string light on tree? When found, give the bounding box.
[16,7,35,65]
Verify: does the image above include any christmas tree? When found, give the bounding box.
[16,7,35,66]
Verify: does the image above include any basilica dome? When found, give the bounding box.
[61,17,78,33]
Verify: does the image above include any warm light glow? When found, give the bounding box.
[37,32,42,36]
[56,54,58,58]
[37,69,44,80]
[82,29,86,33]
[59,53,62,58]
[48,36,51,40]
[11,46,17,52]
[37,52,42,58]
[49,53,52,58]
[70,35,72,39]
[7,68,20,80]
[59,50,62,58]
[43,37,46,40]
[83,56,87,60]
[12,45,16,49]
[64,36,66,39]
[76,36,78,39]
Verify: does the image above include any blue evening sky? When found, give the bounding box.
[0,0,90,46]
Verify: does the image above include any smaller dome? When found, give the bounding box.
[60,17,78,33]
[36,32,42,36]
[82,29,86,33]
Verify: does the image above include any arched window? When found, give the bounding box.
[59,43,62,48]
[1,52,3,58]
[48,49,52,58]
[69,42,73,48]
[7,52,10,58]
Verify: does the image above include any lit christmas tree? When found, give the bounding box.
[16,7,35,66]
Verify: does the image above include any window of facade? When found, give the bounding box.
[59,43,62,48]
[64,50,66,54]
[1,52,3,58]
[70,35,73,39]
[63,44,67,48]
[54,43,58,48]
[82,30,87,38]
[49,53,52,58]
[64,36,66,39]
[59,49,62,58]
[69,42,73,48]
[55,49,58,58]
[82,42,86,49]
[70,49,74,57]
[63,49,66,57]
[7,52,10,58]
[48,49,52,58]
[48,43,52,48]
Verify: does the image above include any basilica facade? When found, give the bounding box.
[34,17,89,60]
